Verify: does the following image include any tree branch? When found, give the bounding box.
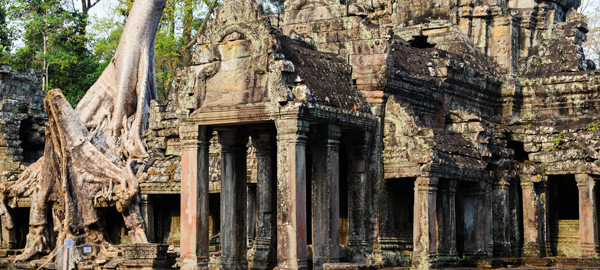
[182,0,218,50]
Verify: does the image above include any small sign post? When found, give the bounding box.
[63,239,72,270]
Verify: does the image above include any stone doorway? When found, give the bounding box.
[380,177,414,262]
[549,175,580,257]
[456,181,486,260]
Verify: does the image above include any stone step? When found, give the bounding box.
[324,263,379,270]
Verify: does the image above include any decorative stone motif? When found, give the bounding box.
[122,244,169,260]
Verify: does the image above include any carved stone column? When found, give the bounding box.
[250,130,275,269]
[140,194,155,243]
[218,127,249,270]
[493,176,511,257]
[275,119,309,270]
[576,173,600,257]
[344,131,371,263]
[509,177,523,257]
[248,183,257,243]
[538,182,551,257]
[436,180,458,266]
[447,180,458,262]
[180,125,212,270]
[0,212,16,249]
[463,182,486,260]
[413,176,438,269]
[310,124,341,270]
[521,180,542,257]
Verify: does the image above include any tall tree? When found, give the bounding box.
[5,0,167,265]
[0,0,11,61]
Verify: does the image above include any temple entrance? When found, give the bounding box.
[549,175,580,257]
[456,181,486,259]
[380,178,414,262]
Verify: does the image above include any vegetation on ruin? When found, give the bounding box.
[548,132,566,151]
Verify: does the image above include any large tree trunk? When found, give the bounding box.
[1,0,167,265]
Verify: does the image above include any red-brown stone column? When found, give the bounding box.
[493,176,511,257]
[275,119,309,270]
[250,131,275,270]
[218,127,249,270]
[311,124,341,270]
[180,125,212,270]
[521,180,542,257]
[413,176,438,270]
[344,131,371,263]
[576,173,600,257]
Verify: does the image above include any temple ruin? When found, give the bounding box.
[3,0,600,268]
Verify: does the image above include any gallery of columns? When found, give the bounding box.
[177,101,377,270]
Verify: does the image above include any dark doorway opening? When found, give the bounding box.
[506,140,528,163]
[549,175,580,257]
[410,36,435,48]
[19,119,43,164]
[380,177,414,261]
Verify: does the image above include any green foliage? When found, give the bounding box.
[263,0,285,14]
[6,0,103,106]
[586,122,599,131]
[547,132,565,151]
[0,0,12,62]
[524,124,532,130]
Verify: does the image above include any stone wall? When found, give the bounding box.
[0,65,46,175]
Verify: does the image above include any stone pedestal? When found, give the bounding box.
[140,194,155,243]
[344,131,371,263]
[311,124,341,270]
[250,130,275,269]
[218,127,249,270]
[180,125,211,270]
[576,174,600,257]
[493,178,512,257]
[413,176,438,270]
[121,243,174,270]
[275,119,309,270]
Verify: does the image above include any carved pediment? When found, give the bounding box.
[213,0,267,26]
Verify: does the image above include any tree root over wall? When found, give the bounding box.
[0,0,168,267]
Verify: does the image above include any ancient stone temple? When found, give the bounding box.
[4,0,600,268]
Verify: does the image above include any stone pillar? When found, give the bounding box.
[344,131,371,262]
[275,119,309,270]
[576,174,600,257]
[436,180,458,266]
[218,127,249,270]
[0,221,16,249]
[250,131,275,269]
[248,183,257,244]
[310,124,341,270]
[463,182,486,260]
[492,177,511,257]
[538,182,551,257]
[521,180,542,257]
[140,194,155,243]
[180,125,211,270]
[413,176,438,270]
[509,177,523,257]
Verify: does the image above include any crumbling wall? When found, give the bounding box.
[0,65,46,176]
